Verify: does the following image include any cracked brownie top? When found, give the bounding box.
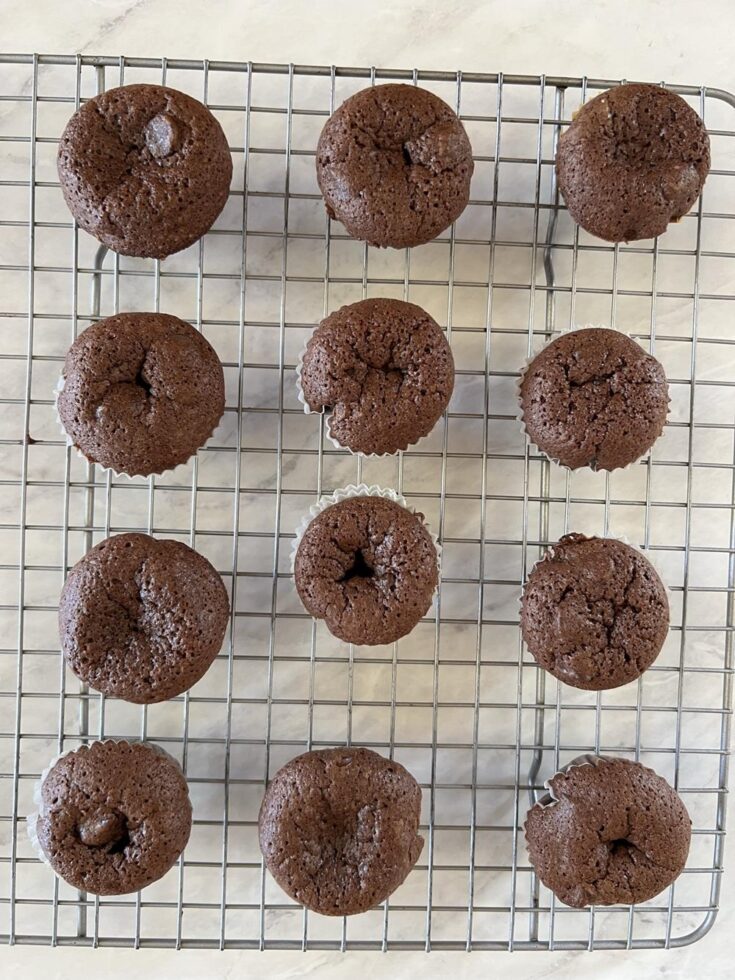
[316,83,473,249]
[299,298,455,456]
[521,533,669,691]
[519,327,669,471]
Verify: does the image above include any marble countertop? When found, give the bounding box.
[1,0,734,976]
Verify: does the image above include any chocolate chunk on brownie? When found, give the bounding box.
[31,740,192,895]
[58,83,232,258]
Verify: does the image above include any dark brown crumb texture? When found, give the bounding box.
[57,311,225,477]
[525,757,691,907]
[556,83,710,243]
[35,740,192,896]
[316,83,474,249]
[300,297,455,455]
[519,327,669,471]
[294,495,438,646]
[59,533,230,704]
[521,534,669,691]
[58,83,232,258]
[258,746,423,915]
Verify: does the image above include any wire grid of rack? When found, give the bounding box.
[0,54,733,953]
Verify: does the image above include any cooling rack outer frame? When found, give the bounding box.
[0,53,733,951]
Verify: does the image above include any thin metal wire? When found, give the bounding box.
[217,57,252,954]
[529,79,564,949]
[257,62,294,952]
[511,73,548,951]
[466,71,504,953]
[7,51,38,947]
[0,56,733,952]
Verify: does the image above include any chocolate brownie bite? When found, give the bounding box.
[30,740,192,895]
[294,492,438,646]
[316,83,473,248]
[521,534,669,691]
[57,312,225,477]
[259,747,423,915]
[58,84,232,258]
[519,328,669,470]
[556,83,710,242]
[299,298,455,455]
[59,533,230,704]
[525,756,691,907]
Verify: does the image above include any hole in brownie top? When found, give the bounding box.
[134,365,153,398]
[339,548,374,582]
[106,826,131,855]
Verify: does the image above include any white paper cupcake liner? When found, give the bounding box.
[290,483,442,583]
[54,375,224,481]
[531,752,672,811]
[515,323,671,474]
[295,338,438,460]
[532,752,615,809]
[27,738,188,874]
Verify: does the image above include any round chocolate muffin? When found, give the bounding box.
[30,740,192,895]
[299,298,455,455]
[58,83,232,258]
[556,83,710,242]
[519,328,669,470]
[525,756,691,907]
[59,533,230,704]
[57,312,225,477]
[316,83,474,248]
[521,534,669,691]
[259,746,423,915]
[294,493,438,646]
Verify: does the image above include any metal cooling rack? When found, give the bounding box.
[0,54,733,952]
